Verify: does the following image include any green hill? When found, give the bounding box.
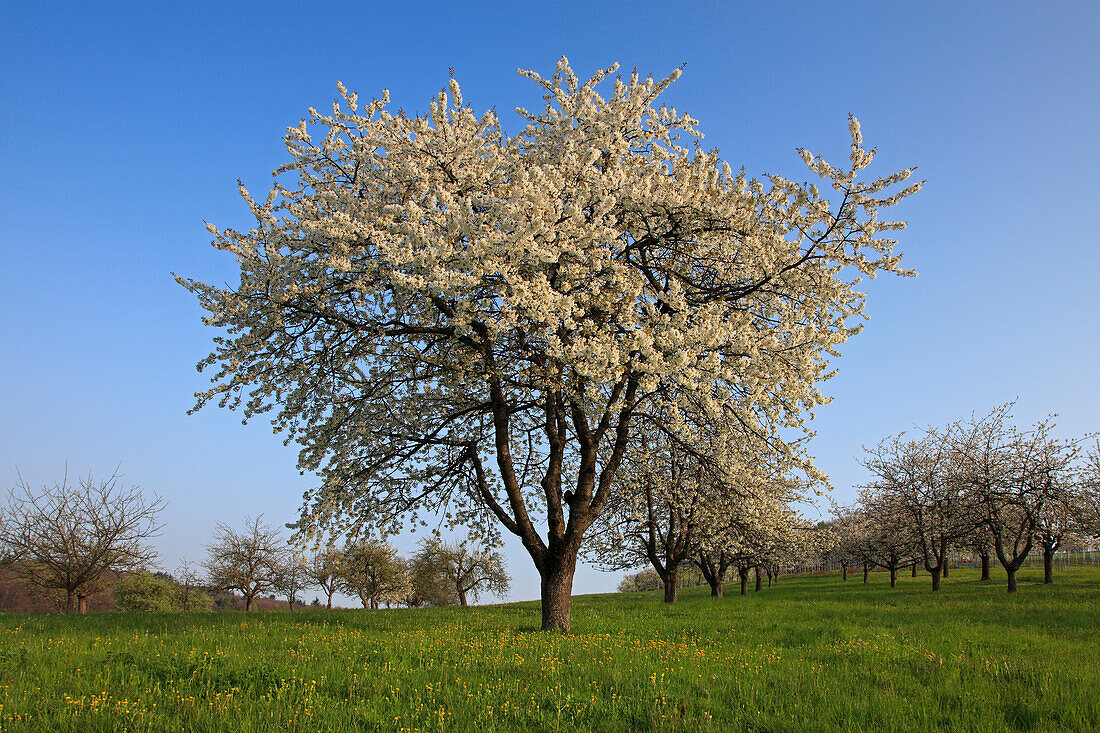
[1,565,1097,731]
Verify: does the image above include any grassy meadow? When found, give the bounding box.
[0,565,1098,732]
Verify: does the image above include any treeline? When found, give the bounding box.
[819,404,1100,592]
[0,471,509,613]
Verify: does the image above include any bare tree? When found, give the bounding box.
[417,538,510,607]
[306,547,344,609]
[273,551,310,609]
[204,516,282,611]
[0,469,163,613]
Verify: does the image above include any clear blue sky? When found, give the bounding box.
[2,1,1097,604]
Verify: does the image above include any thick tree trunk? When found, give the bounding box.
[889,567,897,588]
[912,562,918,577]
[459,587,469,607]
[709,579,723,597]
[245,594,253,612]
[65,589,75,613]
[1007,567,1018,593]
[77,595,88,614]
[930,567,942,592]
[540,553,576,633]
[863,563,870,584]
[662,567,678,604]
[754,567,762,592]
[1043,547,1054,584]
[738,568,749,596]
[980,552,991,581]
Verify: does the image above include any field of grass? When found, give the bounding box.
[0,565,1097,732]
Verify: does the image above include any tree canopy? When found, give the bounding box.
[179,57,921,630]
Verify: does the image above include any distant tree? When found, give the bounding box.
[405,551,458,607]
[416,538,510,607]
[204,516,282,611]
[338,540,409,609]
[306,547,344,609]
[617,567,663,592]
[0,469,164,613]
[863,429,968,591]
[954,407,1076,593]
[113,571,211,612]
[273,551,310,609]
[174,561,212,611]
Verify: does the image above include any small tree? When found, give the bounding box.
[405,552,458,607]
[273,551,310,609]
[204,516,282,611]
[306,547,344,609]
[0,469,164,613]
[417,538,510,607]
[338,540,409,609]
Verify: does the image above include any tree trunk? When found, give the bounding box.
[539,553,576,633]
[1043,547,1054,584]
[842,565,848,581]
[862,563,869,584]
[65,589,75,613]
[889,567,897,588]
[1007,566,1018,593]
[709,578,723,597]
[980,552,991,581]
[930,567,941,592]
[912,562,918,577]
[77,594,88,614]
[459,587,469,607]
[754,567,762,592]
[738,568,749,596]
[245,594,253,612]
[326,591,333,609]
[942,561,949,578]
[662,567,678,604]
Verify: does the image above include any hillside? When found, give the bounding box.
[0,566,1098,731]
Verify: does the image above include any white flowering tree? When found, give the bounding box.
[179,58,921,631]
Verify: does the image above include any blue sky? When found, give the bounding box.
[1,1,1097,604]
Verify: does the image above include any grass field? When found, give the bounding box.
[0,566,1097,732]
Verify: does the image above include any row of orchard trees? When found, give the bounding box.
[826,405,1100,593]
[0,468,508,613]
[585,419,820,602]
[204,517,510,610]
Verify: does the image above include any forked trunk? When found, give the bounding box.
[1043,547,1054,584]
[980,553,991,581]
[540,553,577,633]
[710,579,723,597]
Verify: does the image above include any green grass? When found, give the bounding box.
[1,565,1098,732]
